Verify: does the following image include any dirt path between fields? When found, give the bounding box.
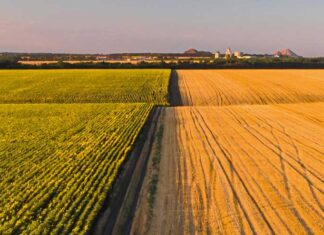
[89,107,161,235]
[111,107,162,235]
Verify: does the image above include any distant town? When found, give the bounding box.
[0,48,301,65]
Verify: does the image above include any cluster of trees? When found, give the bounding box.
[0,54,20,68]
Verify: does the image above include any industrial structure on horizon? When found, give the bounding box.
[214,47,300,59]
[215,48,251,59]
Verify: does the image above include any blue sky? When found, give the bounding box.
[1,0,323,56]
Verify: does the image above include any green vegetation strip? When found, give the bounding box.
[148,125,164,217]
[0,103,152,234]
[0,69,170,105]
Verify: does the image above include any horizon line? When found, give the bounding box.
[0,48,306,56]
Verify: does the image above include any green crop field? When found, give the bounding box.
[0,69,170,234]
[0,103,152,234]
[0,69,170,104]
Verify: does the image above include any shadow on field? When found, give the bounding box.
[168,70,183,106]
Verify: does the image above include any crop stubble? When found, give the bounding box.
[132,70,324,234]
[177,70,324,106]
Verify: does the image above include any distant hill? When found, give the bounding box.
[184,48,199,54]
[184,48,213,56]
[274,49,301,58]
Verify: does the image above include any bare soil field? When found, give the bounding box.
[177,70,324,106]
[131,103,324,234]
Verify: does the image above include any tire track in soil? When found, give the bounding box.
[193,108,275,234]
[186,108,229,234]
[221,108,318,233]
[226,108,324,228]
[189,108,256,234]
[249,108,324,174]
[268,123,313,234]
[278,124,324,212]
[210,109,295,234]
[176,107,195,234]
[191,112,244,233]
[250,110,324,213]
[227,109,324,192]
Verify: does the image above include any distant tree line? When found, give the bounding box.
[1,55,324,69]
[172,57,324,69]
[0,54,20,68]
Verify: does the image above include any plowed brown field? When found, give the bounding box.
[132,103,324,234]
[177,70,324,106]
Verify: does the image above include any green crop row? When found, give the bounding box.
[0,69,170,105]
[0,103,153,234]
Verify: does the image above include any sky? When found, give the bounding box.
[1,0,324,56]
